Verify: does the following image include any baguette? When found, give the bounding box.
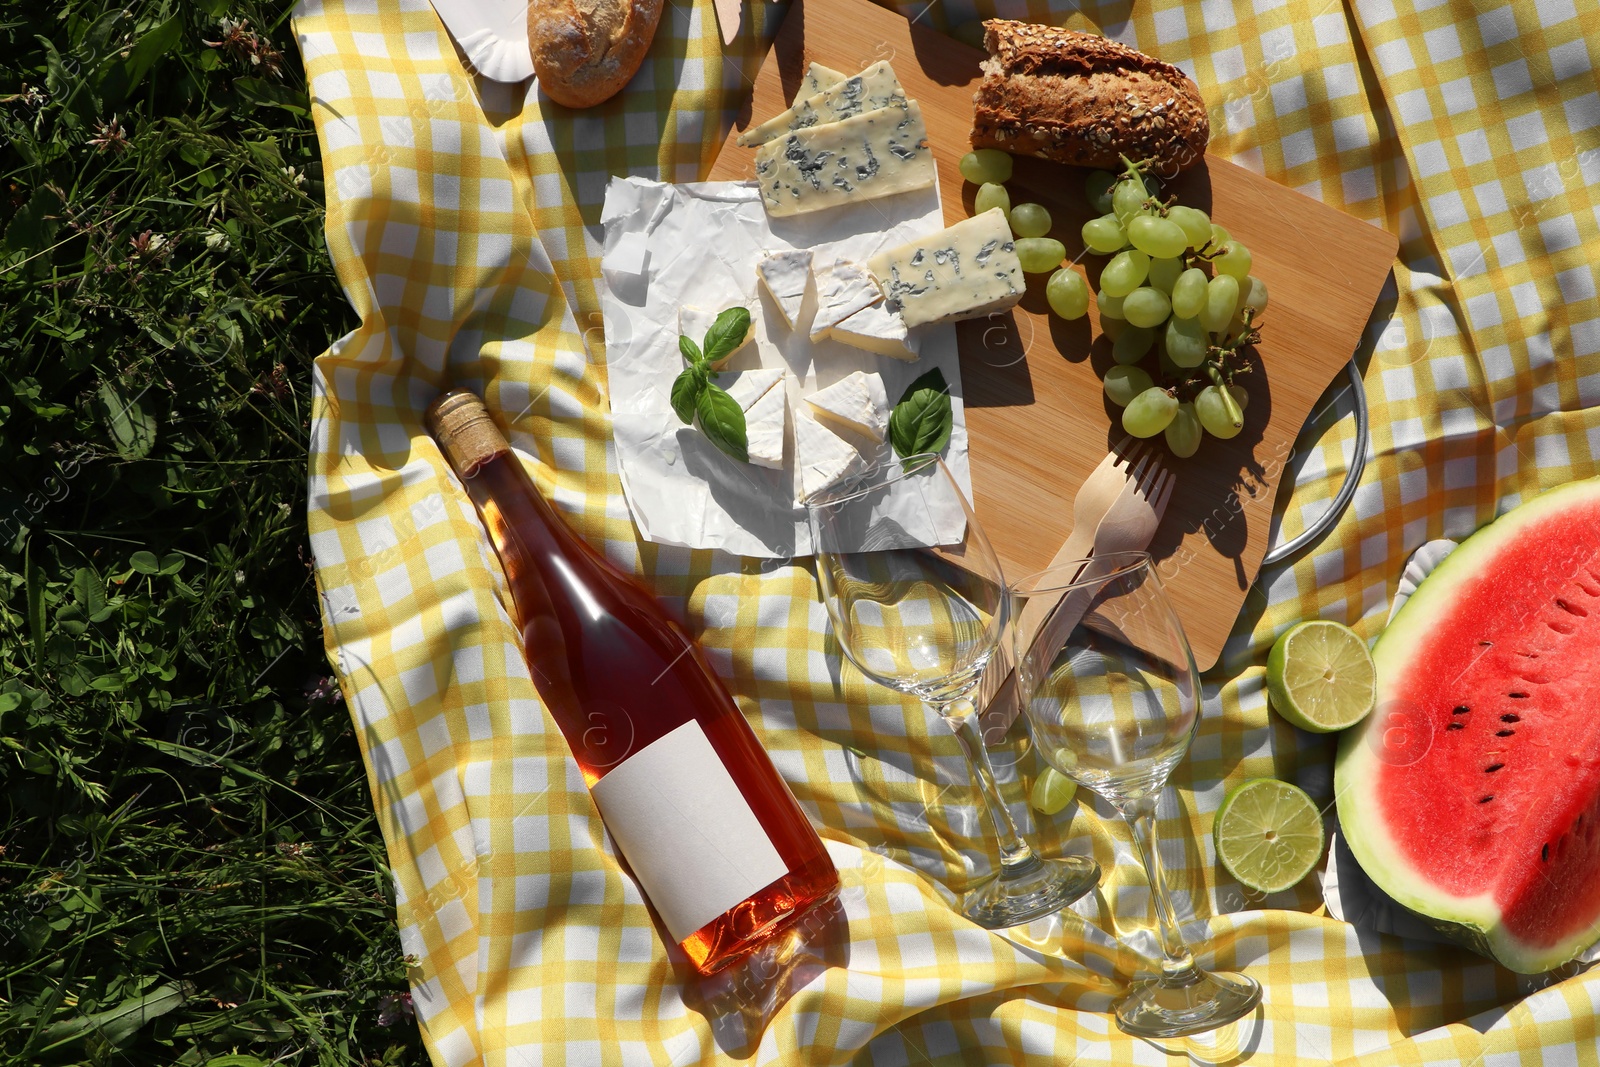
[530,0,665,109]
[970,20,1209,174]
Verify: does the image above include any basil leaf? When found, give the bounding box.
[695,383,748,463]
[670,366,704,425]
[888,368,953,462]
[701,307,751,368]
[679,334,704,366]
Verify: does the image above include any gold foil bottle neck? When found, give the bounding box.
[426,389,508,477]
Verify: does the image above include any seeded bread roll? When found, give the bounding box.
[970,20,1210,174]
[530,0,664,109]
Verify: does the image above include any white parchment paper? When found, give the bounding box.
[599,176,971,559]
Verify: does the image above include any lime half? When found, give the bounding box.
[1266,620,1375,733]
[1213,778,1325,893]
[1030,766,1078,815]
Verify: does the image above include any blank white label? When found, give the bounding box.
[589,719,789,944]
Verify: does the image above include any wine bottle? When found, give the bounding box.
[426,390,839,974]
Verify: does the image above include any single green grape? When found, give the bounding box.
[1164,315,1208,367]
[1113,177,1148,224]
[1097,289,1126,321]
[1104,365,1154,407]
[1082,214,1127,254]
[1170,268,1209,318]
[1112,324,1156,365]
[1243,275,1269,314]
[1167,205,1213,249]
[1100,249,1150,297]
[974,182,1011,217]
[1123,286,1172,328]
[1200,274,1241,333]
[1195,385,1244,439]
[1126,215,1190,260]
[1123,387,1178,438]
[1015,237,1066,273]
[1214,240,1253,279]
[1086,170,1118,215]
[1046,268,1090,319]
[1148,257,1184,293]
[959,148,1013,185]
[1230,384,1250,412]
[1165,402,1202,458]
[1208,222,1232,249]
[1010,202,1053,238]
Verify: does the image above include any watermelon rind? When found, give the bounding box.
[1335,477,1600,974]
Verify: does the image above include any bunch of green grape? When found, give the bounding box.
[957,150,1265,458]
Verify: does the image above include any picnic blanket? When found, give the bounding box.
[292,0,1600,1062]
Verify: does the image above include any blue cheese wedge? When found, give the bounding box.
[679,304,754,368]
[754,102,936,219]
[808,261,883,340]
[737,60,907,148]
[756,250,813,331]
[805,371,888,443]
[866,207,1025,328]
[794,410,867,502]
[827,302,919,361]
[792,62,846,105]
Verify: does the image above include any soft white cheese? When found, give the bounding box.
[738,60,907,148]
[678,304,755,368]
[794,410,867,502]
[792,62,846,105]
[720,366,784,409]
[742,375,788,469]
[809,261,883,340]
[826,301,919,361]
[756,250,813,331]
[866,207,1025,328]
[754,101,936,219]
[805,371,889,443]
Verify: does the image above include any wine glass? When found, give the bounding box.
[1012,551,1260,1037]
[806,453,1100,928]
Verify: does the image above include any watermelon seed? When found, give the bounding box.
[1446,723,1465,731]
[1555,597,1587,617]
[1479,795,1494,803]
[1451,705,1471,715]
[1509,692,1529,699]
[1496,729,1515,737]
[1501,713,1521,722]
[1542,843,1550,862]
[1485,763,1505,773]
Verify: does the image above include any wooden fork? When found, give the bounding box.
[979,450,1175,741]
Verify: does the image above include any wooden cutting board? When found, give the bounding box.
[708,0,1398,670]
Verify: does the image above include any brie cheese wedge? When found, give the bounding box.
[828,302,920,361]
[794,410,867,502]
[721,366,784,410]
[679,304,754,368]
[756,250,812,331]
[805,371,889,443]
[741,374,788,470]
[809,261,884,340]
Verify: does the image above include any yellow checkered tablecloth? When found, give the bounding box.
[293,0,1600,1061]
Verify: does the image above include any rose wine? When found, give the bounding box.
[427,390,838,974]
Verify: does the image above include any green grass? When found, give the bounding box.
[0,3,422,1063]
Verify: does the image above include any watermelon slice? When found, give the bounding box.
[1336,478,1600,974]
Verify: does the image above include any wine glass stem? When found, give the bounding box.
[942,698,1038,873]
[1125,803,1198,984]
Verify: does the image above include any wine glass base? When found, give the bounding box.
[961,854,1100,929]
[1114,969,1261,1039]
